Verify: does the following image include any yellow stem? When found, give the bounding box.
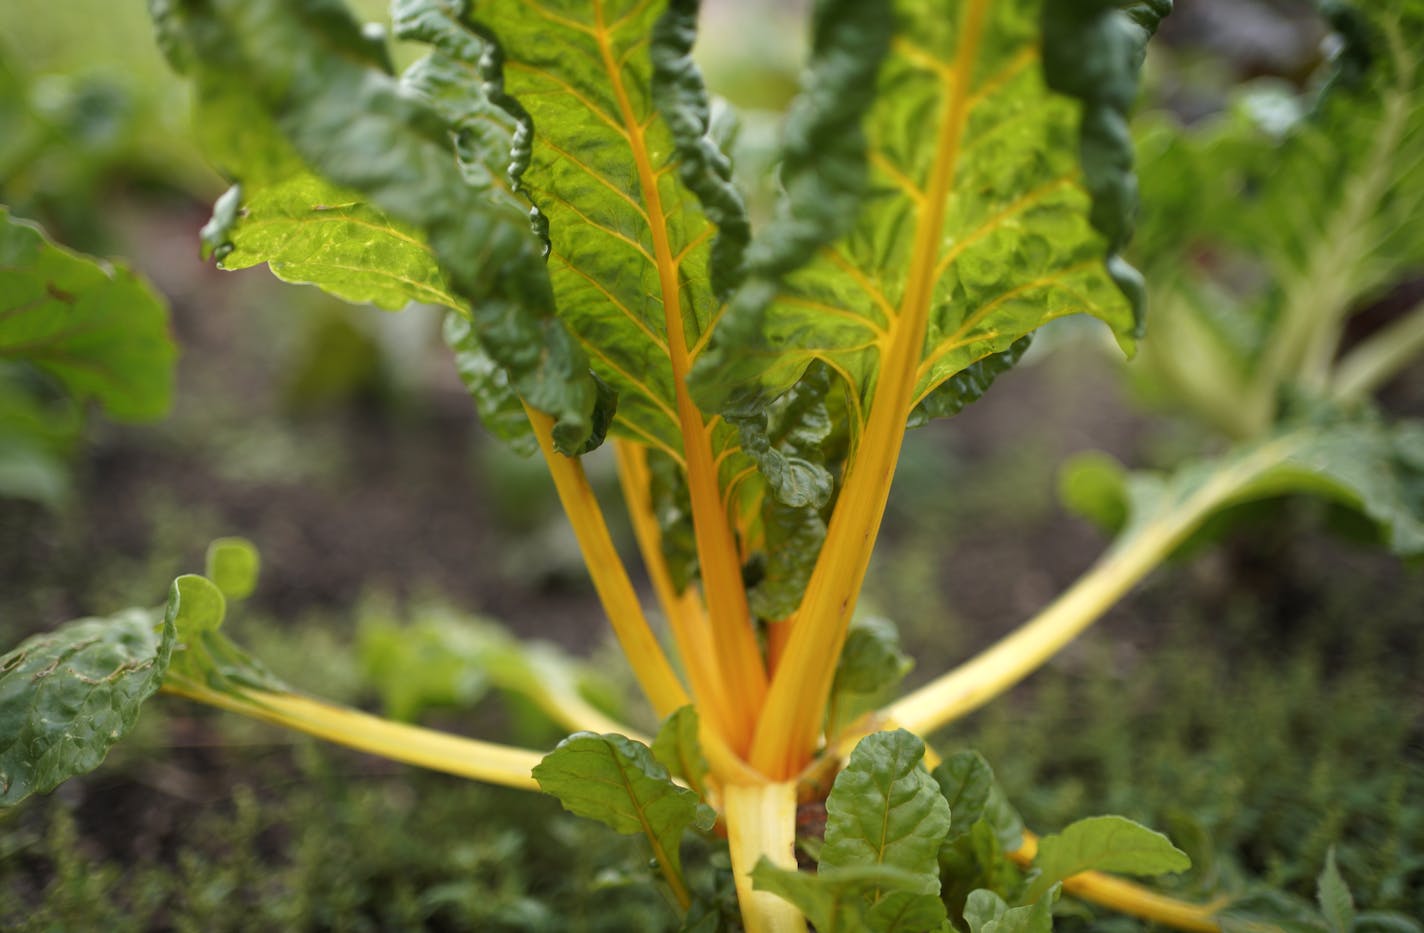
[589,0,767,753]
[526,405,689,720]
[888,436,1301,737]
[1012,833,1225,932]
[613,439,737,742]
[750,0,991,779]
[723,780,807,933]
[162,678,542,790]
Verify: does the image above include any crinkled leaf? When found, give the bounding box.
[151,0,602,454]
[651,705,708,798]
[205,536,260,602]
[1025,814,1189,903]
[1133,2,1424,434]
[211,174,461,312]
[931,750,995,843]
[964,887,1058,933]
[821,729,950,909]
[751,860,933,933]
[0,606,172,807]
[444,312,538,456]
[1318,848,1356,933]
[0,207,174,420]
[691,0,1162,427]
[533,732,715,890]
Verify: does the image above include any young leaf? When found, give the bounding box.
[165,573,287,695]
[0,206,174,420]
[964,886,1057,933]
[204,537,260,602]
[0,607,173,807]
[1318,848,1357,933]
[151,0,604,454]
[651,706,709,798]
[821,729,950,918]
[751,860,934,933]
[827,615,913,735]
[533,732,715,894]
[866,889,953,933]
[931,750,995,844]
[1024,814,1189,904]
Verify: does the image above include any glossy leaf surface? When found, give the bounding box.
[0,607,172,807]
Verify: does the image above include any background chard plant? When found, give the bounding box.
[2,0,1423,930]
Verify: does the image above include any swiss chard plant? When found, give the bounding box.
[3,0,1423,930]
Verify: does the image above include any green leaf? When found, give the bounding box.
[1318,848,1357,933]
[205,537,260,602]
[151,0,603,454]
[165,574,286,695]
[690,0,1164,424]
[534,732,715,894]
[834,617,914,698]
[1133,3,1424,434]
[939,815,1026,921]
[1057,450,1131,535]
[0,370,80,506]
[827,616,914,735]
[931,750,994,843]
[1025,814,1189,904]
[866,889,952,933]
[1105,414,1424,559]
[0,607,172,808]
[0,206,174,420]
[211,174,461,312]
[751,860,933,933]
[356,604,621,727]
[651,706,709,798]
[964,886,1057,933]
[821,729,950,922]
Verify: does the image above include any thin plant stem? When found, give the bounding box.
[162,677,543,790]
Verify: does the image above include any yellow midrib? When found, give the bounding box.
[749,0,992,778]
[591,0,767,753]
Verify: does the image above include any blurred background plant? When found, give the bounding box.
[1,0,1420,929]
